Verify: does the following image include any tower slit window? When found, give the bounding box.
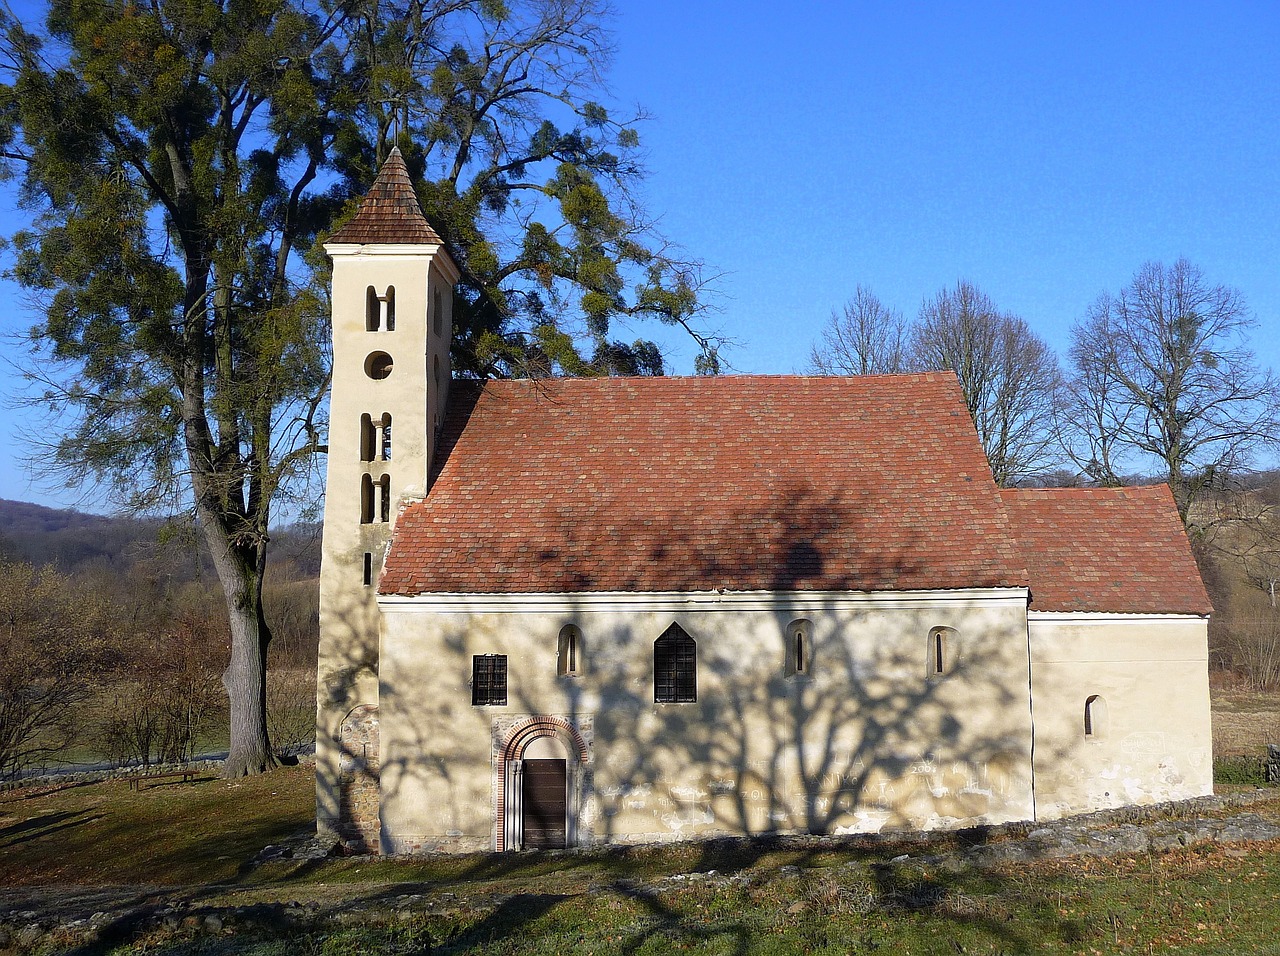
[359,414,375,462]
[378,474,391,523]
[360,474,374,524]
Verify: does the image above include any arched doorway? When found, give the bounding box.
[521,735,567,849]
[497,716,590,851]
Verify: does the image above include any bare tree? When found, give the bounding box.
[1065,259,1280,524]
[0,562,113,778]
[809,286,910,375]
[910,281,1062,486]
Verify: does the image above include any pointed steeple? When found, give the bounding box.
[329,147,444,245]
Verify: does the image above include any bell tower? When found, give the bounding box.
[316,148,459,848]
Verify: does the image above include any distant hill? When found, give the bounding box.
[0,499,320,580]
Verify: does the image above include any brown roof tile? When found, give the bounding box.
[328,148,444,245]
[381,374,1031,596]
[1000,486,1212,615]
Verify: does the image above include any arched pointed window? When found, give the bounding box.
[654,623,696,703]
[558,624,583,677]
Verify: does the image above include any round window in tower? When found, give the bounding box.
[364,351,394,380]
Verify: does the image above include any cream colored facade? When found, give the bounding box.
[377,589,1037,853]
[316,239,458,845]
[1027,613,1213,820]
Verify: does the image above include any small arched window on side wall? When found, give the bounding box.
[1084,695,1108,739]
[785,619,812,677]
[557,624,583,677]
[927,626,957,680]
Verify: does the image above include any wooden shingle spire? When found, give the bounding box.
[329,147,444,245]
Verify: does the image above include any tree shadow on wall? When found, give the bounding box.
[368,480,1083,952]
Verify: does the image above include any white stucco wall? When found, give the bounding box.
[376,588,1036,853]
[1028,613,1213,821]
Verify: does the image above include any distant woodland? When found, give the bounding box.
[0,499,319,777]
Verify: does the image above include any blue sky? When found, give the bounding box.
[1,1,1277,510]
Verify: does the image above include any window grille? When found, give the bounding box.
[472,655,508,706]
[654,623,697,703]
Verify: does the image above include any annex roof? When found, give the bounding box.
[1000,486,1212,615]
[328,147,445,245]
[381,373,1031,596]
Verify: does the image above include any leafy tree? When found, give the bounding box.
[1065,259,1280,524]
[910,281,1061,486]
[808,285,909,375]
[0,0,714,776]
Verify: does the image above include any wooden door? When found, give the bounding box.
[521,758,567,849]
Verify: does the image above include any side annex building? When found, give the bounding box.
[315,151,1214,854]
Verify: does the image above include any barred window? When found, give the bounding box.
[654,623,696,703]
[472,655,507,706]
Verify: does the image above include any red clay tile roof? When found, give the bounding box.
[380,373,1031,596]
[1000,486,1212,615]
[328,148,445,245]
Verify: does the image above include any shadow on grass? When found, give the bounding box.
[0,808,100,848]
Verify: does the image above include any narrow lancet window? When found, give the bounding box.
[927,626,956,679]
[378,474,391,523]
[362,552,373,587]
[380,414,392,461]
[558,625,583,677]
[785,619,812,677]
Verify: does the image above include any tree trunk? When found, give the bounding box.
[195,502,278,778]
[210,535,279,778]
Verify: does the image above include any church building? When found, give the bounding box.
[315,151,1214,854]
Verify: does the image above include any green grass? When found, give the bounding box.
[5,769,1280,954]
[0,766,314,886]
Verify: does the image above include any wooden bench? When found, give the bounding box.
[127,768,200,791]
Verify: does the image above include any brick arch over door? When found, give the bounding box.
[495,716,590,851]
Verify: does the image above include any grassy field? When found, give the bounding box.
[3,764,1280,954]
